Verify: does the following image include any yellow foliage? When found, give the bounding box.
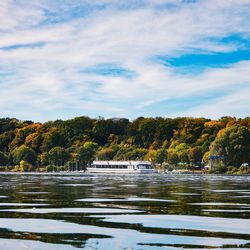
[202,151,210,164]
[204,120,222,128]
[217,128,226,137]
[226,120,237,127]
[145,149,156,162]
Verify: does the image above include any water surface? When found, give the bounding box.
[0,173,249,249]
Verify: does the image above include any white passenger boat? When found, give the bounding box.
[87,161,155,173]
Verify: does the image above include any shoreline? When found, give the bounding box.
[0,171,249,176]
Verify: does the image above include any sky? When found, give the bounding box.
[0,0,250,122]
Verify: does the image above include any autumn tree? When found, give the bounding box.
[210,125,250,166]
[9,123,41,150]
[41,128,67,152]
[0,115,249,172]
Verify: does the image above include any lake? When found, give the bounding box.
[0,173,249,249]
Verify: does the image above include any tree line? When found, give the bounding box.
[0,116,249,173]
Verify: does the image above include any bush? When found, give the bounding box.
[46,165,55,172]
[237,165,250,174]
[226,166,238,174]
[12,165,21,172]
[209,165,227,174]
[20,160,33,172]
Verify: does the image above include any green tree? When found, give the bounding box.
[12,145,37,165]
[210,125,250,166]
[0,132,14,152]
[178,150,189,163]
[171,143,190,164]
[137,118,157,148]
[48,147,70,166]
[96,146,118,160]
[92,118,113,146]
[154,149,167,166]
[77,142,99,170]
[125,148,148,160]
[38,152,50,166]
[114,146,147,160]
[62,116,93,147]
[188,147,202,165]
[154,118,175,145]
[0,115,249,173]
[167,149,179,166]
[0,151,8,166]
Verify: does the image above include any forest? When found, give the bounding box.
[0,116,249,174]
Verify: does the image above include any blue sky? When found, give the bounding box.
[0,0,250,122]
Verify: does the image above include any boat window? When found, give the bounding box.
[137,164,152,169]
[91,163,150,169]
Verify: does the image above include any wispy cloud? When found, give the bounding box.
[0,0,250,121]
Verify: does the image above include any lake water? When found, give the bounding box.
[0,173,249,249]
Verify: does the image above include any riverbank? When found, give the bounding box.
[0,166,249,175]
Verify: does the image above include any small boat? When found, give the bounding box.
[87,160,155,174]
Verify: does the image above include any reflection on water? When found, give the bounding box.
[2,207,142,214]
[0,173,249,249]
[0,203,49,206]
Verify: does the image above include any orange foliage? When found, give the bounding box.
[204,120,222,128]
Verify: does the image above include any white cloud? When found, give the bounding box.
[0,1,46,31]
[0,0,250,121]
[184,86,250,118]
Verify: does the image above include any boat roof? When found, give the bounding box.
[92,161,151,165]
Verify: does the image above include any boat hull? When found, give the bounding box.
[86,168,155,174]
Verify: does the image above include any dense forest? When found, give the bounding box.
[0,116,249,174]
